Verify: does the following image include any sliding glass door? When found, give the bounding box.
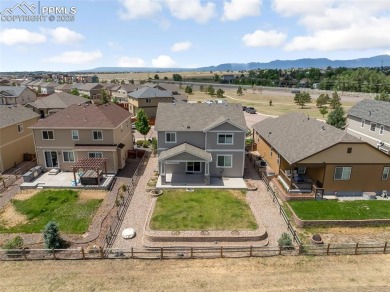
[44,151,58,168]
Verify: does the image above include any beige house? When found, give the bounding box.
[0,86,37,105]
[55,83,73,93]
[0,105,40,172]
[252,112,390,197]
[30,103,134,173]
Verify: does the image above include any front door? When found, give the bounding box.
[44,151,58,168]
[186,162,201,173]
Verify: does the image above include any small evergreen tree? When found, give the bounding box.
[319,106,328,118]
[135,109,151,140]
[43,221,63,249]
[207,85,215,95]
[185,85,192,94]
[237,86,243,95]
[70,88,80,96]
[129,79,134,84]
[154,74,159,80]
[316,93,329,108]
[216,88,225,98]
[375,91,390,102]
[163,76,168,80]
[199,85,204,92]
[101,89,109,104]
[278,232,293,249]
[329,91,341,109]
[120,80,125,84]
[294,92,311,108]
[327,105,346,129]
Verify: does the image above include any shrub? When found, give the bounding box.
[136,140,144,147]
[142,140,150,148]
[278,232,293,249]
[3,236,24,256]
[43,221,64,249]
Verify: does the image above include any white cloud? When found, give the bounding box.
[272,0,333,17]
[152,55,177,67]
[41,27,84,44]
[43,50,102,64]
[118,0,162,20]
[222,0,262,21]
[0,28,46,45]
[108,41,123,50]
[165,0,216,23]
[242,29,287,47]
[118,56,145,67]
[171,41,192,52]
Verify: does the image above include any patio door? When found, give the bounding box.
[186,162,201,173]
[44,151,58,168]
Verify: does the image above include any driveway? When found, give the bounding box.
[244,111,275,128]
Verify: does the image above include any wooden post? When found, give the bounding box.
[279,246,282,255]
[160,247,163,260]
[326,243,330,255]
[131,247,134,259]
[52,249,56,260]
[99,246,104,259]
[220,247,223,258]
[384,242,387,254]
[190,247,193,259]
[249,246,253,257]
[355,243,359,255]
[22,248,27,260]
[81,247,85,260]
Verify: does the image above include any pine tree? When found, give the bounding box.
[216,88,225,98]
[43,221,63,249]
[329,91,341,109]
[237,86,243,95]
[327,105,346,129]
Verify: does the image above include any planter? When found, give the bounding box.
[145,177,158,191]
[150,189,163,197]
[311,234,323,244]
[245,180,258,191]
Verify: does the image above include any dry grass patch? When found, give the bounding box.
[0,205,28,228]
[78,190,107,202]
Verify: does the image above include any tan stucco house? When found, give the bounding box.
[0,105,40,172]
[30,103,134,173]
[252,112,390,197]
[0,86,37,105]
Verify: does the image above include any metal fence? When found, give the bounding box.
[261,172,302,246]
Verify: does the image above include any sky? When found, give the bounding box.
[0,0,389,71]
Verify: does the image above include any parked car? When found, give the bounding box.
[242,106,247,111]
[246,107,256,114]
[291,89,300,94]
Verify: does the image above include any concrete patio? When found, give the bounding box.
[20,171,115,190]
[156,174,247,189]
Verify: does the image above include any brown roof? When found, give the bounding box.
[31,102,131,129]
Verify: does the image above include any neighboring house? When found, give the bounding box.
[73,83,104,102]
[155,103,246,185]
[0,86,37,105]
[27,80,44,92]
[55,83,73,93]
[128,87,174,118]
[40,82,58,95]
[0,105,40,172]
[154,83,188,102]
[30,103,133,173]
[111,84,138,110]
[25,92,90,118]
[347,99,390,155]
[252,112,390,196]
[221,74,236,84]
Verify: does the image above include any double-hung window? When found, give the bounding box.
[217,133,233,145]
[217,155,232,168]
[63,151,75,162]
[17,124,24,133]
[42,130,54,140]
[334,167,352,180]
[88,152,103,158]
[382,167,390,180]
[165,132,176,143]
[71,130,79,140]
[93,130,103,140]
[370,122,376,132]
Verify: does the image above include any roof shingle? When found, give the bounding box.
[0,105,39,128]
[348,99,390,127]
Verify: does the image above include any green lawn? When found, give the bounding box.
[0,190,103,234]
[150,189,258,231]
[289,200,390,220]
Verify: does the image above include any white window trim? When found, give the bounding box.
[216,154,233,168]
[361,119,365,128]
[186,162,202,173]
[145,98,152,103]
[43,150,59,168]
[62,151,75,162]
[165,132,177,143]
[42,130,54,140]
[370,122,376,132]
[17,123,24,133]
[382,167,390,181]
[379,125,384,135]
[92,130,103,141]
[88,152,103,158]
[217,133,234,145]
[334,166,352,181]
[71,130,79,141]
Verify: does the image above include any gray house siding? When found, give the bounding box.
[206,131,245,150]
[347,115,390,147]
[158,131,205,150]
[209,151,244,177]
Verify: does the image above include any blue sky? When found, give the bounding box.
[0,0,389,71]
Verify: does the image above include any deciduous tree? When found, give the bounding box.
[135,109,151,140]
[294,92,311,109]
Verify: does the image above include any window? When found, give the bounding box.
[270,147,273,157]
[17,123,23,133]
[277,154,280,165]
[63,151,75,162]
[42,130,54,140]
[165,132,176,143]
[88,152,103,158]
[93,130,103,140]
[187,162,201,172]
[217,155,232,168]
[145,98,152,103]
[380,125,384,135]
[334,167,352,180]
[297,166,306,174]
[361,119,365,128]
[347,147,352,154]
[217,133,233,145]
[382,167,390,180]
[370,122,376,132]
[71,130,79,140]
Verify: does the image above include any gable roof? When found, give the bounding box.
[155,83,180,93]
[158,143,212,162]
[0,86,28,98]
[72,83,103,91]
[348,99,390,127]
[128,87,173,99]
[40,82,59,88]
[55,83,73,90]
[30,102,131,129]
[252,112,361,164]
[155,103,246,132]
[26,92,88,109]
[0,105,39,128]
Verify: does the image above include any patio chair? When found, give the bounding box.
[285,169,291,177]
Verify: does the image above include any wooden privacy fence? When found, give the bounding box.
[103,152,148,250]
[261,172,302,246]
[0,242,388,261]
[0,160,37,192]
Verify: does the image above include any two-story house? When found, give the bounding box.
[73,83,104,102]
[347,99,390,155]
[40,82,58,95]
[30,103,133,173]
[155,103,247,186]
[0,86,37,105]
[55,83,73,93]
[128,87,174,118]
[0,105,40,172]
[252,112,390,197]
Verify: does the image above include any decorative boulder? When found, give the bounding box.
[122,228,136,239]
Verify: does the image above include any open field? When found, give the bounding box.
[1,255,390,291]
[288,200,390,220]
[0,190,103,234]
[95,71,220,82]
[150,189,257,231]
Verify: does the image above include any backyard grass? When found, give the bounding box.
[288,200,390,220]
[150,189,258,231]
[0,189,103,233]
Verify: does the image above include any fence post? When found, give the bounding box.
[298,245,303,255]
[279,246,282,255]
[81,247,85,260]
[131,247,134,259]
[160,247,163,260]
[326,243,330,255]
[355,243,359,255]
[22,248,27,260]
[52,249,56,260]
[190,247,193,259]
[99,246,104,259]
[220,247,223,258]
[249,246,253,257]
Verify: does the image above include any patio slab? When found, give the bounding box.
[156,175,247,189]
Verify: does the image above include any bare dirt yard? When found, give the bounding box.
[1,255,389,291]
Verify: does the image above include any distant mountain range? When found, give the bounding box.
[79,55,390,73]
